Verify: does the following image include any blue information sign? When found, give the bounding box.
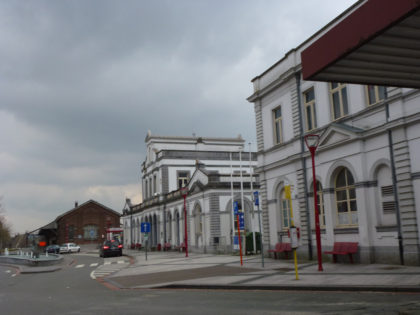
[253,191,259,206]
[233,236,239,245]
[141,222,151,233]
[238,212,245,230]
[233,201,239,215]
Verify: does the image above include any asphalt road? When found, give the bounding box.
[1,254,420,314]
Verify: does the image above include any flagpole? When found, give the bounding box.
[230,152,235,253]
[239,148,245,254]
[249,142,256,254]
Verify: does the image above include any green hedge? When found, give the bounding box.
[246,232,261,253]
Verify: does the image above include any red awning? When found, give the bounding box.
[301,0,420,88]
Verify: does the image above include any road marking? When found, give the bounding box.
[75,264,85,268]
[90,263,99,267]
[11,274,17,277]
[5,270,11,273]
[90,261,130,280]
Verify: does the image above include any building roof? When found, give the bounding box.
[301,0,420,88]
[55,199,121,222]
[145,131,244,144]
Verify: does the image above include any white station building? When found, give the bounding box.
[247,1,420,265]
[122,132,259,254]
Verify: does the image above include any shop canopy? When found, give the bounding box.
[301,0,420,88]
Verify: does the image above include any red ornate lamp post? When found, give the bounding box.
[304,134,323,271]
[181,187,189,257]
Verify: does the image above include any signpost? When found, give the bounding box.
[141,222,151,261]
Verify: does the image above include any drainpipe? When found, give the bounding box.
[130,209,133,247]
[385,101,404,265]
[295,71,313,260]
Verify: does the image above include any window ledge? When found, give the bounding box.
[376,225,398,232]
[334,227,359,234]
[311,228,326,234]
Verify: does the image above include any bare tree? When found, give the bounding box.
[0,197,11,249]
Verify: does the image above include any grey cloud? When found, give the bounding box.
[0,0,357,232]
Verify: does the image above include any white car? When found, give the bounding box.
[59,243,80,254]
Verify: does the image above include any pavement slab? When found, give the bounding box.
[109,265,258,288]
[109,250,420,292]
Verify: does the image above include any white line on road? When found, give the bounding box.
[75,264,85,268]
[5,270,11,273]
[90,263,99,267]
[104,261,111,265]
[118,260,125,264]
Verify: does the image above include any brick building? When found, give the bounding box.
[37,200,121,246]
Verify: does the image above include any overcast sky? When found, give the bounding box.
[0,0,356,234]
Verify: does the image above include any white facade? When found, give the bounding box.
[248,13,420,264]
[122,133,260,253]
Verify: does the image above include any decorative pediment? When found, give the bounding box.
[189,181,206,194]
[318,123,364,148]
[188,168,209,191]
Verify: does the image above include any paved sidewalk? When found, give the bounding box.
[104,250,420,292]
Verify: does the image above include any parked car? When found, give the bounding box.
[99,239,123,258]
[46,245,60,254]
[60,243,80,254]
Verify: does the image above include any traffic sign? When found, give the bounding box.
[253,191,259,206]
[141,222,151,233]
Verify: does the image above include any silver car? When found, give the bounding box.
[59,243,80,253]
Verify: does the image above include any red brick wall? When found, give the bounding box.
[57,201,120,245]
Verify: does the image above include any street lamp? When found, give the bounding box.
[304,134,323,272]
[181,186,189,257]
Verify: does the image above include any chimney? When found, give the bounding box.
[75,201,78,208]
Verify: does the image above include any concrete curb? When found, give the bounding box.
[0,262,62,274]
[99,275,420,293]
[156,283,420,293]
[19,266,63,274]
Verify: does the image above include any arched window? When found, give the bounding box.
[194,205,203,235]
[83,225,98,240]
[335,168,357,226]
[68,225,75,241]
[280,189,291,229]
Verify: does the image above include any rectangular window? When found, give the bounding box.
[329,83,348,120]
[177,171,190,189]
[272,106,283,145]
[68,225,75,241]
[303,88,317,131]
[366,85,386,105]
